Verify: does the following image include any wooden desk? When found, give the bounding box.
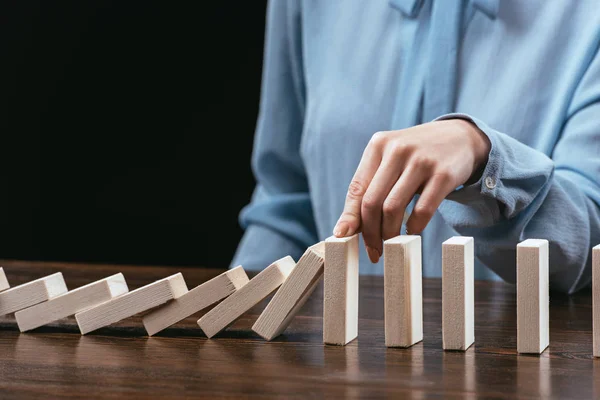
[0,260,597,399]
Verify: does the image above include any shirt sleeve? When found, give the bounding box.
[434,50,600,294]
[230,0,317,271]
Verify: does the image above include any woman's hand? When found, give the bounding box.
[333,119,491,263]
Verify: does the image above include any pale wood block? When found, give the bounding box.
[594,244,600,357]
[323,234,359,345]
[384,235,422,348]
[0,268,10,292]
[253,242,325,340]
[75,273,188,335]
[0,272,67,316]
[442,236,474,351]
[198,256,296,338]
[517,239,549,354]
[143,266,249,336]
[15,273,129,332]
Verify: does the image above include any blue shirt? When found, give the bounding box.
[231,0,600,294]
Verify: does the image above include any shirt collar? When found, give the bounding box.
[389,0,499,19]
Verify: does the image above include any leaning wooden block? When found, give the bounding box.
[517,239,550,354]
[75,273,188,335]
[143,266,250,336]
[15,273,129,332]
[198,256,296,338]
[323,234,359,346]
[384,235,422,348]
[0,272,67,316]
[594,245,600,357]
[442,236,474,351]
[0,268,10,292]
[253,243,325,340]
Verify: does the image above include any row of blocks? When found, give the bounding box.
[1,238,599,355]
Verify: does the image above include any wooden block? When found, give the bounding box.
[384,235,422,348]
[594,245,600,357]
[15,273,129,332]
[0,272,67,316]
[323,234,359,345]
[442,236,474,351]
[75,273,188,335]
[0,267,10,292]
[198,256,296,338]
[143,266,250,336]
[517,239,549,354]
[253,243,325,340]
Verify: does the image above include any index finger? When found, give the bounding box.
[333,138,383,237]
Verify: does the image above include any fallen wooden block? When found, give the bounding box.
[0,272,67,316]
[75,273,188,335]
[143,266,250,336]
[323,234,359,346]
[442,236,474,351]
[198,256,296,338]
[594,245,600,357]
[15,273,129,332]
[517,239,549,354]
[253,243,325,340]
[0,267,10,292]
[384,235,422,348]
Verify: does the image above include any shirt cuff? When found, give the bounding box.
[230,224,304,272]
[432,113,504,226]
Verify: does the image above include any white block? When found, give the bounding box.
[15,273,128,332]
[75,273,188,335]
[323,234,359,345]
[0,268,10,292]
[594,244,600,357]
[442,236,474,351]
[384,235,422,348]
[143,266,249,336]
[517,239,549,354]
[198,256,296,338]
[253,243,325,340]
[0,272,67,316]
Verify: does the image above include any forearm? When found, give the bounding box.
[437,114,600,293]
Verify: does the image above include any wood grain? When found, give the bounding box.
[0,259,597,399]
[384,235,422,348]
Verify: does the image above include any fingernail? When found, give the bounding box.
[366,246,380,263]
[333,221,349,237]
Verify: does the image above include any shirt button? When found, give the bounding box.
[485,176,497,189]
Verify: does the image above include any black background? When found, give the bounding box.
[1,1,267,268]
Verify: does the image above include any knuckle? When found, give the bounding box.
[370,131,388,147]
[347,180,366,198]
[362,193,381,211]
[413,203,436,219]
[382,198,402,217]
[390,142,408,156]
[411,154,434,170]
[432,169,455,183]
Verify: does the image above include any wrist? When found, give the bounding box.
[453,118,491,183]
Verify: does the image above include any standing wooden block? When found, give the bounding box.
[15,273,129,332]
[0,273,67,316]
[143,266,250,336]
[198,256,296,338]
[517,239,549,354]
[253,243,325,340]
[442,236,474,351]
[594,245,600,357]
[75,273,188,335]
[0,268,10,292]
[324,234,359,346]
[384,235,422,348]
